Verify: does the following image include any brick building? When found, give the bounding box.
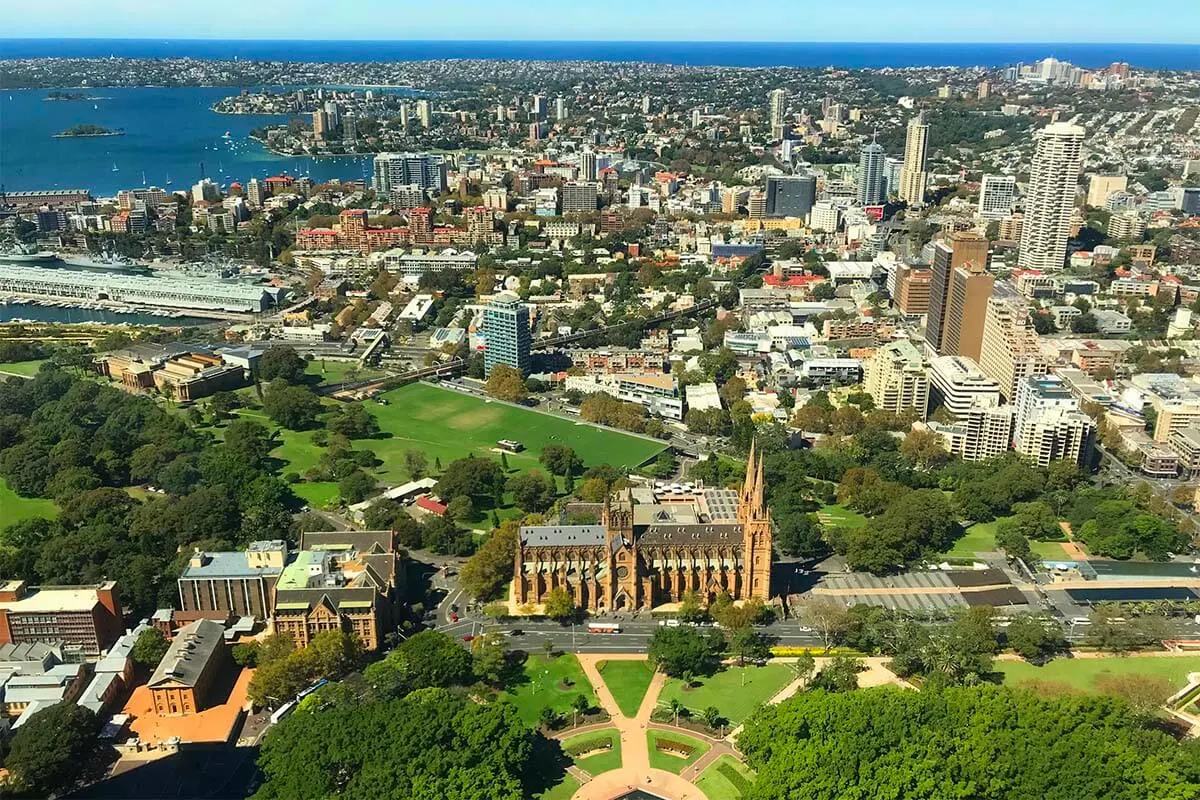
[0,580,123,657]
[177,540,288,622]
[147,619,228,716]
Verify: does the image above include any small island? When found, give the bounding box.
[44,91,102,102]
[53,124,124,138]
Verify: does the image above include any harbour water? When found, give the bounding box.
[3,38,1200,70]
[0,87,375,195]
[0,301,213,327]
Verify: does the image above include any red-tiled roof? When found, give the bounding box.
[415,496,447,516]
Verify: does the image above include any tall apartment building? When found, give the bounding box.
[857,139,887,205]
[898,112,930,205]
[766,173,817,218]
[1018,122,1085,271]
[1012,375,1096,467]
[1134,374,1200,442]
[924,231,993,359]
[416,99,432,128]
[924,405,1014,462]
[894,265,932,315]
[0,581,123,657]
[928,355,1002,417]
[311,109,329,139]
[561,181,600,213]
[978,175,1017,219]
[979,298,1049,401]
[865,339,929,419]
[768,89,787,141]
[371,152,448,197]
[177,540,288,621]
[483,292,531,376]
[1107,211,1145,241]
[747,190,768,219]
[579,151,598,181]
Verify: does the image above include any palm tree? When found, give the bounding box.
[669,698,683,726]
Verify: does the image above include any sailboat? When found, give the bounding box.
[111,162,119,172]
[141,171,147,186]
[165,171,173,186]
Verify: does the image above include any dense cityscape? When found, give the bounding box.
[0,35,1199,800]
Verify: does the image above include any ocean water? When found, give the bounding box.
[0,87,375,195]
[2,39,1200,70]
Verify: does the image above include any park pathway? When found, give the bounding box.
[571,653,706,800]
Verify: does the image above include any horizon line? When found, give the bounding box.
[0,36,1193,46]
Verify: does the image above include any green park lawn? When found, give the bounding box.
[647,729,710,774]
[533,774,580,800]
[0,359,47,378]
[290,481,340,508]
[304,358,388,385]
[659,664,795,725]
[501,653,598,726]
[249,382,664,488]
[816,503,868,529]
[362,383,665,478]
[998,655,1200,694]
[940,516,1071,560]
[695,754,757,800]
[598,659,656,717]
[0,478,58,528]
[562,728,623,775]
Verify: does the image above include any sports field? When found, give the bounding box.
[359,383,666,481]
[0,477,58,528]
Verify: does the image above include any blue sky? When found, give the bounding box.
[2,0,1197,43]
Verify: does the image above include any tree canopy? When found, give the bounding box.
[737,685,1200,800]
[254,689,538,800]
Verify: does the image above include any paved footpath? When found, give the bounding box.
[571,653,706,800]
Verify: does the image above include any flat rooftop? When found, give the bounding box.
[0,587,102,614]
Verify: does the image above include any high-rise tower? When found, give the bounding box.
[857,136,886,205]
[1018,122,1085,270]
[768,89,787,141]
[898,112,930,206]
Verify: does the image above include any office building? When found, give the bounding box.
[925,231,992,359]
[416,99,432,128]
[898,112,929,205]
[1012,376,1096,467]
[978,175,1017,219]
[177,540,288,621]
[864,339,929,419]
[579,150,598,181]
[857,139,887,205]
[979,298,1049,401]
[1086,174,1127,208]
[1018,122,1085,271]
[768,89,787,141]
[562,181,600,214]
[371,152,448,196]
[0,581,123,657]
[765,173,817,218]
[147,619,228,717]
[894,265,932,315]
[1183,187,1200,216]
[928,355,1001,417]
[483,292,531,376]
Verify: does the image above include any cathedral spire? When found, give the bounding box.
[743,438,757,499]
[753,451,766,514]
